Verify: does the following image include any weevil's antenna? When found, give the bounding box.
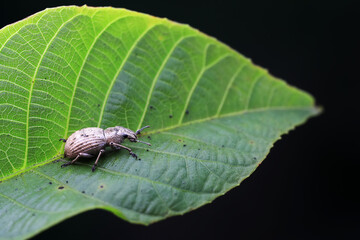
[137,140,151,146]
[135,125,150,135]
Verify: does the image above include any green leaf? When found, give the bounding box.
[0,6,319,239]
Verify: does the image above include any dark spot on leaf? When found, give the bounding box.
[15,188,18,191]
[147,136,151,140]
[178,139,182,142]
[32,213,36,216]
[82,191,85,194]
[198,148,201,150]
[58,186,64,190]
[91,193,94,196]
[49,182,52,185]
[185,110,189,115]
[100,185,103,188]
[97,104,100,107]
[66,181,68,184]
[222,145,225,148]
[183,144,187,147]
[253,157,257,160]
[146,149,149,152]
[169,115,173,118]
[149,105,154,109]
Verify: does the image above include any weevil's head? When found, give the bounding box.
[115,126,138,142]
[104,126,137,144]
[104,125,151,146]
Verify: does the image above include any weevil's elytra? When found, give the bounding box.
[60,125,151,172]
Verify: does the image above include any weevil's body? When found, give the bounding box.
[60,125,150,171]
[64,127,106,159]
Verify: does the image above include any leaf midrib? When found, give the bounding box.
[0,105,314,182]
[143,106,314,135]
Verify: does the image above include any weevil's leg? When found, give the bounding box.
[61,153,93,168]
[110,142,138,159]
[61,155,80,168]
[92,149,105,172]
[59,138,67,143]
[135,125,150,135]
[110,143,121,150]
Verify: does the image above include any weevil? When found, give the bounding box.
[59,125,151,172]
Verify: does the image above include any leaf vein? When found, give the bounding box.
[178,51,233,124]
[245,70,267,110]
[215,59,250,116]
[97,23,163,128]
[24,13,83,169]
[136,34,198,130]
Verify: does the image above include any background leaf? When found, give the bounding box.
[0,6,319,239]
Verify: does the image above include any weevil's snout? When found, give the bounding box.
[118,128,137,141]
[124,134,151,147]
[129,132,151,146]
[115,125,151,146]
[127,133,138,142]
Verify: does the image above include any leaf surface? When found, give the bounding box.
[0,6,319,239]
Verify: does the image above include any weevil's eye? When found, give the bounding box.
[122,134,128,138]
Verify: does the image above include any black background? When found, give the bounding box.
[1,0,359,239]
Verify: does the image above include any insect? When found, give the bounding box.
[59,125,151,172]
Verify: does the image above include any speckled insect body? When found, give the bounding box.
[59,125,150,172]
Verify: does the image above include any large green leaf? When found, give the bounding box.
[0,6,319,239]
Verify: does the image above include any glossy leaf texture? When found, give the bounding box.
[0,6,319,239]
